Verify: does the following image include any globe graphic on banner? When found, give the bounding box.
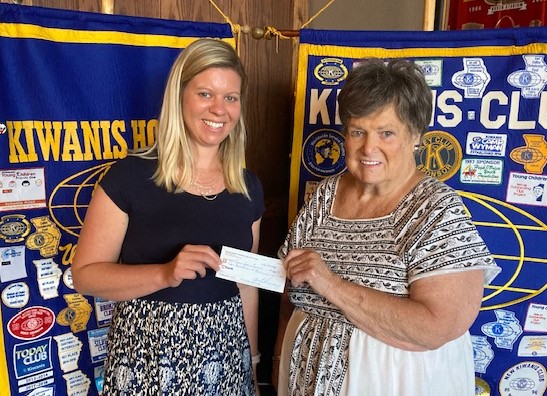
[47,163,547,310]
[457,192,547,310]
[47,162,115,238]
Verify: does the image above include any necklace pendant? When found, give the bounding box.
[190,170,222,201]
[202,193,218,201]
[190,180,219,200]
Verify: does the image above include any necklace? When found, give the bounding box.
[190,170,222,201]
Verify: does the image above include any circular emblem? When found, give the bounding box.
[454,72,484,87]
[416,130,462,181]
[420,63,440,77]
[498,361,547,396]
[26,231,55,249]
[510,146,543,164]
[63,267,74,289]
[0,214,31,243]
[7,306,55,340]
[314,58,348,86]
[475,377,490,396]
[1,282,30,308]
[57,307,77,325]
[481,322,516,338]
[302,129,346,178]
[507,70,541,88]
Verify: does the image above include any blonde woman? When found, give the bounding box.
[73,39,264,395]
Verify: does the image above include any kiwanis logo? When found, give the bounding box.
[416,131,463,181]
[302,129,346,178]
[510,134,547,174]
[313,58,348,86]
[0,214,31,243]
[499,361,546,395]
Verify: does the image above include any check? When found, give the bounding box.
[217,246,286,293]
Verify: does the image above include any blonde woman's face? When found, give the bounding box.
[182,67,242,149]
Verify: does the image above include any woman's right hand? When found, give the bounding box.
[164,244,221,287]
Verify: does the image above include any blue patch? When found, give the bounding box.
[302,129,346,177]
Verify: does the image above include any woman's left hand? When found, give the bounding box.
[284,249,339,296]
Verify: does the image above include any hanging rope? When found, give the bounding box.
[253,0,339,41]
[208,0,242,52]
[301,0,338,29]
[264,26,291,40]
[208,0,339,47]
[264,26,291,52]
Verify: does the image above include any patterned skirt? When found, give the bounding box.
[102,295,255,396]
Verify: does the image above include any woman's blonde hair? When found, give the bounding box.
[134,38,250,198]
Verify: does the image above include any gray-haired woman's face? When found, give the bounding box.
[343,103,421,187]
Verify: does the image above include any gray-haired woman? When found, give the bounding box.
[274,58,500,396]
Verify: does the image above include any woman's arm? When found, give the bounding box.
[285,249,484,351]
[72,186,220,301]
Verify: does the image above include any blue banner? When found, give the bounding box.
[290,27,547,395]
[0,4,233,395]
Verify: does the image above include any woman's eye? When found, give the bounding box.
[225,95,239,102]
[199,92,211,98]
[382,131,394,137]
[349,130,363,137]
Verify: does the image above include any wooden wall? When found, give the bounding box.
[1,0,306,387]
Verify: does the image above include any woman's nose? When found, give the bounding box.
[359,135,376,154]
[209,97,226,115]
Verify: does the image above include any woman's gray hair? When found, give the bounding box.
[337,58,432,136]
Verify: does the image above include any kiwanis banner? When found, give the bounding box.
[290,27,547,395]
[0,4,233,395]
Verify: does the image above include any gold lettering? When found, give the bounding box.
[21,121,39,162]
[147,119,157,146]
[131,119,147,149]
[423,143,446,171]
[100,120,114,159]
[110,120,127,158]
[8,121,28,163]
[6,118,157,163]
[61,121,84,161]
[59,243,76,266]
[131,119,157,150]
[35,121,63,161]
[81,120,103,161]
